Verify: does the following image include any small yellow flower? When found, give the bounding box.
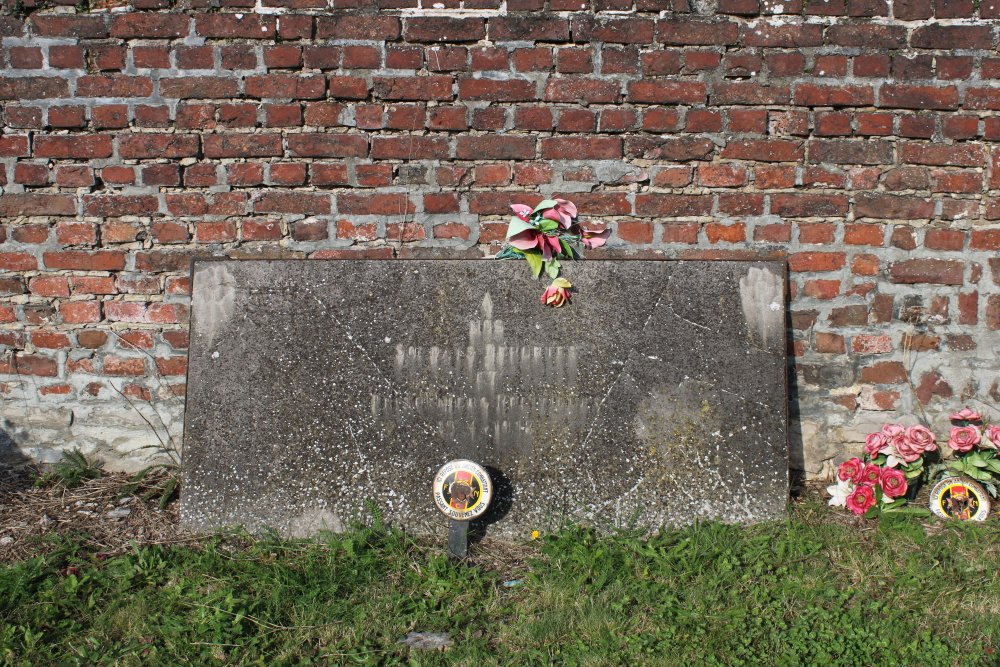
[531,530,540,540]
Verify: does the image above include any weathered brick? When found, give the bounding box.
[404,17,485,42]
[204,134,284,158]
[889,259,965,285]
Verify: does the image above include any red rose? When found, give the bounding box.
[838,457,864,483]
[879,468,908,498]
[860,463,882,485]
[846,484,877,516]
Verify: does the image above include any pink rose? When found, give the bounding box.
[881,424,908,450]
[838,457,864,484]
[879,468,908,498]
[948,425,981,453]
[846,484,877,516]
[985,425,1000,450]
[949,407,982,422]
[894,438,923,464]
[864,432,887,457]
[860,464,882,485]
[905,425,937,453]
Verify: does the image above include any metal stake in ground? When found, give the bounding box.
[433,460,492,560]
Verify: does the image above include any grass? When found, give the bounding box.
[0,499,998,665]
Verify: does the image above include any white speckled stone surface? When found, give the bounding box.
[181,260,789,539]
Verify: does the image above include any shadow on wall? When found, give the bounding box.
[784,298,806,496]
[0,420,38,492]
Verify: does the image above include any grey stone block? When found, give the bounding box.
[182,260,789,538]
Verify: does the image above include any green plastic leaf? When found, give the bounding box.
[559,238,577,258]
[872,454,888,466]
[533,199,558,213]
[969,452,988,467]
[863,506,879,519]
[537,219,559,233]
[985,482,998,498]
[545,258,560,280]
[506,218,535,240]
[523,250,543,279]
[985,459,1000,474]
[903,467,923,479]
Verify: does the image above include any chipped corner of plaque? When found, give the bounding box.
[738,266,784,354]
[192,263,237,349]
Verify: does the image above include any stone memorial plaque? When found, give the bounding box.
[182,260,788,538]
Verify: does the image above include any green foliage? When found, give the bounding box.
[37,449,103,489]
[0,503,998,665]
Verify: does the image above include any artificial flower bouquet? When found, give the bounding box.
[828,424,938,517]
[495,198,610,308]
[829,407,1000,518]
[929,408,1000,497]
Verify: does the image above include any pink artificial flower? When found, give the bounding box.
[845,484,877,516]
[580,224,611,250]
[860,463,882,485]
[881,424,907,450]
[541,198,577,229]
[985,425,1000,450]
[948,425,981,453]
[949,407,982,422]
[540,278,571,308]
[879,468,908,499]
[510,204,532,221]
[894,438,923,464]
[905,425,937,453]
[838,457,864,484]
[508,226,563,262]
[864,432,887,457]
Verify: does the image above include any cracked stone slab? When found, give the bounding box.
[181,259,789,539]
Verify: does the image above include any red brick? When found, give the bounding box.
[111,14,188,38]
[705,222,746,243]
[0,77,69,100]
[373,76,452,101]
[59,301,100,324]
[788,252,846,272]
[627,80,706,104]
[160,77,240,99]
[28,276,70,297]
[635,194,711,217]
[246,74,326,99]
[888,259,964,285]
[843,224,884,246]
[721,139,802,162]
[879,85,959,110]
[541,137,621,160]
[34,135,112,159]
[338,193,415,216]
[2,353,57,377]
[204,134,283,158]
[403,17,484,42]
[657,19,739,45]
[852,335,893,355]
[287,134,368,158]
[854,194,934,220]
[316,15,400,39]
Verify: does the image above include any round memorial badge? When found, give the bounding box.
[929,477,991,521]
[433,460,492,521]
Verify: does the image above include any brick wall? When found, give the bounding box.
[0,0,998,475]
